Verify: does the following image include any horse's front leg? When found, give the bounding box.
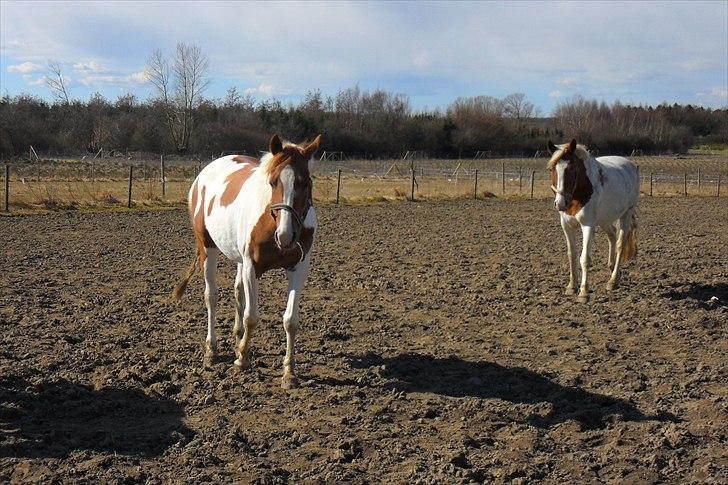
[281,258,310,389]
[233,263,245,347]
[204,248,220,364]
[579,225,594,302]
[234,258,259,370]
[560,217,578,295]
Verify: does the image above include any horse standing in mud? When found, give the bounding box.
[547,139,639,302]
[173,134,321,389]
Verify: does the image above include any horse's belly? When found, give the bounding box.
[205,207,249,262]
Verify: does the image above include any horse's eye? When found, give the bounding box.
[269,180,277,188]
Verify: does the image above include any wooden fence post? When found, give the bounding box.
[501,162,506,195]
[127,166,134,208]
[518,166,523,193]
[698,169,701,191]
[336,169,341,204]
[474,169,479,199]
[530,170,535,199]
[684,172,687,197]
[649,172,653,196]
[716,172,720,197]
[160,155,166,200]
[410,168,416,201]
[4,164,9,212]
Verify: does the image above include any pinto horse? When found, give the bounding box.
[173,134,321,388]
[547,139,639,302]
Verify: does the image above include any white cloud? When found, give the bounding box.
[129,69,150,84]
[8,61,44,73]
[549,90,564,98]
[22,74,46,86]
[413,52,431,69]
[72,60,108,73]
[712,87,728,98]
[78,70,149,87]
[557,76,580,86]
[244,83,291,97]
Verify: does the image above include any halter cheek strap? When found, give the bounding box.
[270,200,312,263]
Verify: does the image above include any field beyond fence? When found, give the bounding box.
[1,152,726,212]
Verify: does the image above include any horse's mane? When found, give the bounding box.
[547,144,591,171]
[260,140,308,175]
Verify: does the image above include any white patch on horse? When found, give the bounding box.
[276,165,297,249]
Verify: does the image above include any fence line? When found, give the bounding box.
[1,156,726,212]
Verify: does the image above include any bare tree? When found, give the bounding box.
[147,43,210,153]
[46,61,70,104]
[503,93,538,120]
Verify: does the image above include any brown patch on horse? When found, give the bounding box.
[207,195,216,216]
[232,155,259,164]
[247,134,319,278]
[563,155,593,216]
[220,163,257,207]
[189,179,199,215]
[248,208,314,278]
[192,185,217,268]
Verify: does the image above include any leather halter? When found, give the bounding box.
[270,200,312,264]
[549,158,580,205]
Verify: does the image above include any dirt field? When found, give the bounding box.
[1,197,726,483]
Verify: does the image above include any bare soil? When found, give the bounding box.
[1,197,726,483]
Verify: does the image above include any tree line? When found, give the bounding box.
[1,88,725,159]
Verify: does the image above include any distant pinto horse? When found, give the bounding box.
[173,134,321,388]
[547,139,639,302]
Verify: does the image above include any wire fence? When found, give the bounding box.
[2,153,726,212]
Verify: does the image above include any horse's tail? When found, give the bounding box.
[621,208,638,261]
[172,254,198,301]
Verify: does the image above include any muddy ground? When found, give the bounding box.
[0,197,726,483]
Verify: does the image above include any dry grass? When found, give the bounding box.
[2,152,725,212]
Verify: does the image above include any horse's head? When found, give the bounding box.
[546,139,591,213]
[265,133,321,250]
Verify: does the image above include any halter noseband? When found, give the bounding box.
[270,200,312,264]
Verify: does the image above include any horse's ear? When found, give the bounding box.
[304,134,322,157]
[269,134,283,155]
[547,140,557,155]
[567,139,577,153]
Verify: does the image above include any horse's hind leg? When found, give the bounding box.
[281,258,310,389]
[601,223,617,271]
[234,258,259,370]
[607,212,630,290]
[204,248,220,364]
[233,263,245,348]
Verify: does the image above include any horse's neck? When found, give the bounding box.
[582,154,599,186]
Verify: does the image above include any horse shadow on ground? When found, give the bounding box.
[346,353,677,430]
[0,377,193,459]
[662,282,728,309]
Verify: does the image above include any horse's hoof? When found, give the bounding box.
[606,281,618,291]
[564,287,576,295]
[234,357,252,370]
[281,375,298,389]
[578,293,590,303]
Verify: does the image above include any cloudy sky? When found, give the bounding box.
[1,1,726,113]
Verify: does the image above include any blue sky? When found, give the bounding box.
[1,0,726,113]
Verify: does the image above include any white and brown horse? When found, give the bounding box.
[173,134,321,388]
[547,139,639,302]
